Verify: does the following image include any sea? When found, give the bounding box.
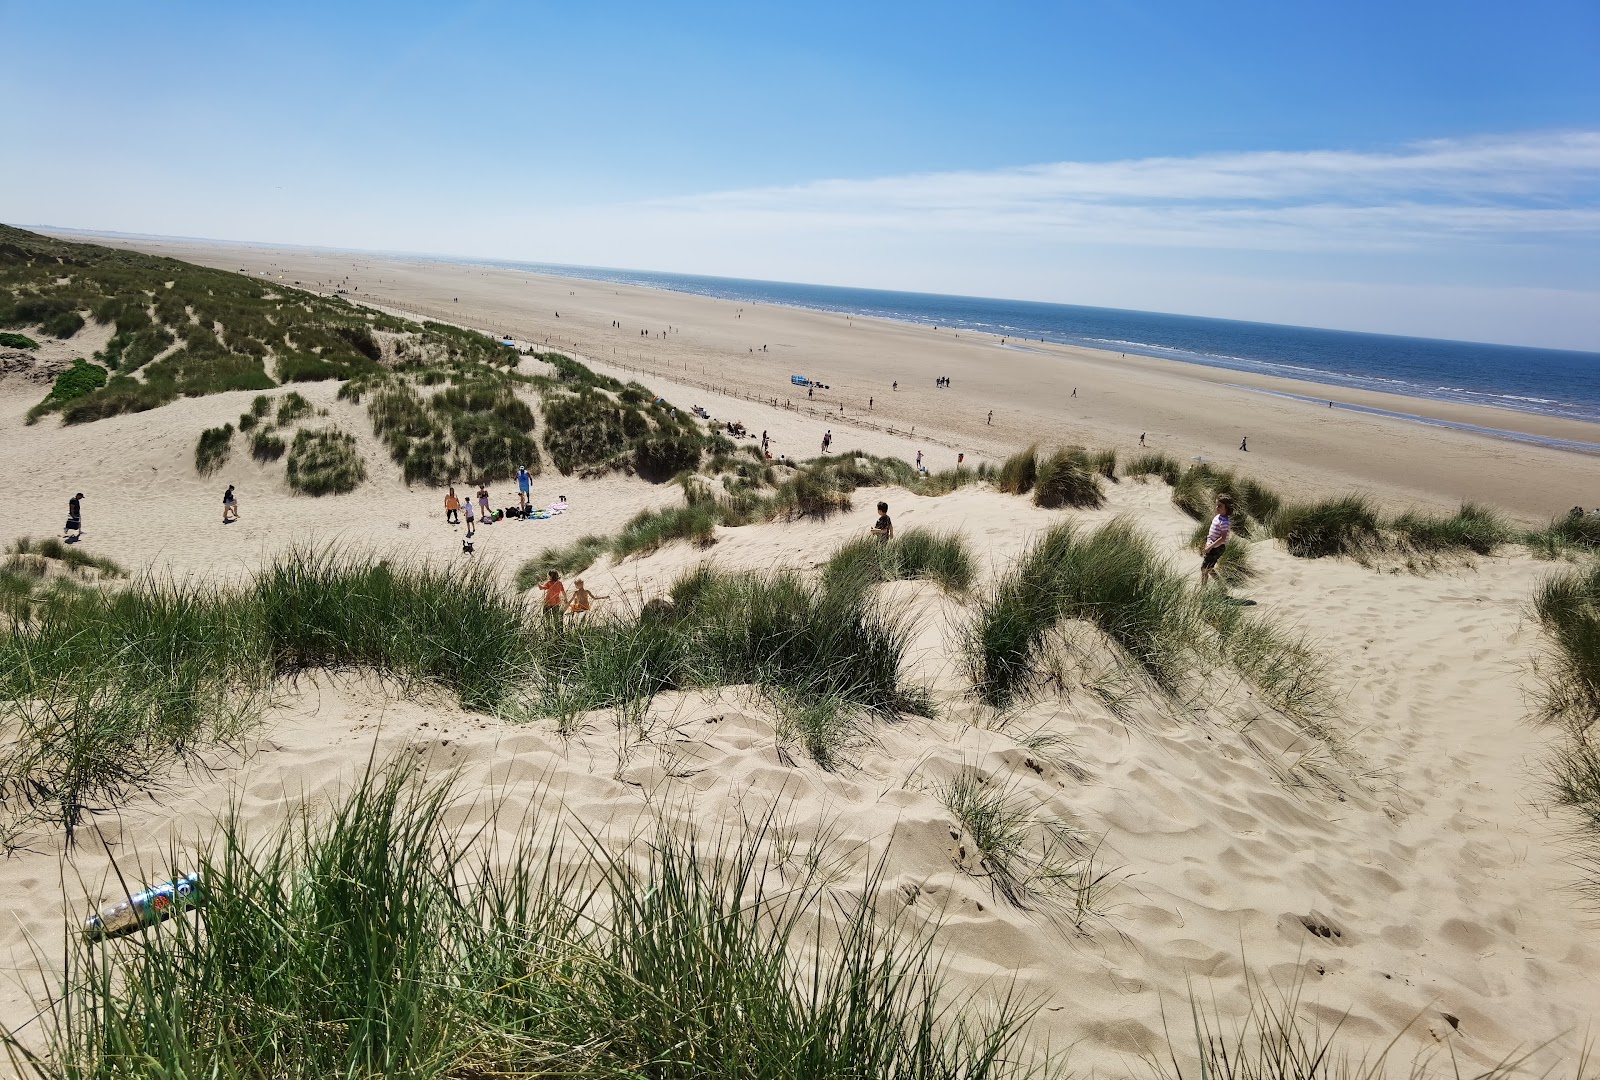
[463,259,1600,452]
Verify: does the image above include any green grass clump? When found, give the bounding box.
[275,390,312,425]
[0,578,268,841]
[7,537,124,578]
[612,503,721,559]
[254,551,533,712]
[250,428,287,461]
[1171,464,1281,536]
[822,529,976,595]
[539,374,703,480]
[1524,513,1600,559]
[1391,502,1513,556]
[1270,495,1380,559]
[968,518,1193,705]
[194,423,234,477]
[42,309,85,338]
[967,518,1332,730]
[285,427,366,495]
[1031,449,1104,509]
[1124,452,1182,485]
[14,762,1036,1078]
[516,535,611,589]
[26,358,108,423]
[1533,562,1600,729]
[0,331,38,349]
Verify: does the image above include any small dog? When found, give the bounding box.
[461,538,475,556]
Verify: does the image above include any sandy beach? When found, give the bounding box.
[55,231,1600,523]
[2,231,1598,1076]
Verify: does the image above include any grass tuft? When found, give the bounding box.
[997,446,1039,495]
[285,427,366,495]
[823,529,977,595]
[1031,449,1104,509]
[1392,502,1514,556]
[193,423,233,477]
[1269,495,1380,559]
[517,535,612,588]
[10,761,1039,1078]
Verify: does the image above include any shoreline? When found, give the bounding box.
[42,230,1600,521]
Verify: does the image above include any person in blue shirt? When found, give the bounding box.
[516,465,532,512]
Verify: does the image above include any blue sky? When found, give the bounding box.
[2,0,1598,349]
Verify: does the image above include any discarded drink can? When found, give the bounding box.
[83,873,205,939]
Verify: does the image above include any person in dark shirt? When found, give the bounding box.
[871,501,894,542]
[65,492,83,541]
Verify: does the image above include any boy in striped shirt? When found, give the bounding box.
[1200,495,1233,586]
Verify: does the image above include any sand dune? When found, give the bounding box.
[2,247,1598,1075]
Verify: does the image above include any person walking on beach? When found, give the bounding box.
[464,496,476,538]
[444,487,462,525]
[222,485,239,523]
[1200,495,1234,586]
[822,430,832,453]
[537,571,566,622]
[761,430,769,454]
[987,410,992,425]
[957,452,965,466]
[477,484,491,521]
[915,450,923,471]
[871,501,894,542]
[1071,387,1077,398]
[1240,437,1248,452]
[1139,432,1146,447]
[517,466,532,511]
[892,381,898,391]
[65,492,83,541]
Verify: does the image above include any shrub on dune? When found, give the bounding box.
[1031,449,1104,509]
[1125,452,1182,485]
[822,529,976,595]
[194,423,233,477]
[20,762,1035,1077]
[517,535,611,588]
[1525,514,1600,559]
[1270,495,1380,559]
[997,446,1039,495]
[285,427,366,495]
[1392,502,1513,556]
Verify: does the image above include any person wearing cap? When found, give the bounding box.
[516,465,532,512]
[65,492,84,541]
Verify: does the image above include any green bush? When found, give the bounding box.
[250,393,271,417]
[1125,452,1182,485]
[59,374,176,423]
[1392,502,1513,556]
[823,529,976,595]
[251,428,287,462]
[967,518,1331,727]
[516,535,611,588]
[612,503,721,559]
[41,310,85,338]
[194,424,234,477]
[0,332,38,349]
[27,358,108,422]
[1525,513,1600,559]
[1031,449,1104,509]
[1270,495,1380,559]
[276,390,312,425]
[238,411,257,432]
[285,428,366,495]
[996,446,1039,495]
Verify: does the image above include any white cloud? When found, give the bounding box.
[599,131,1600,251]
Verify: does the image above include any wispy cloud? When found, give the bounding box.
[618,132,1600,250]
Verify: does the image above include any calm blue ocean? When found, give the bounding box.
[471,259,1600,433]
